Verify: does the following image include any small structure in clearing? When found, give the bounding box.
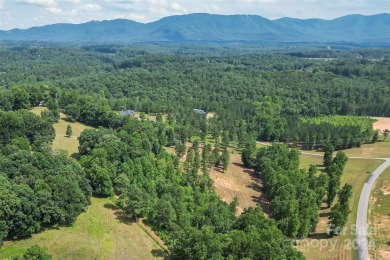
[193,108,207,115]
[120,109,135,117]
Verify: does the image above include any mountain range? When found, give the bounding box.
[1,13,389,44]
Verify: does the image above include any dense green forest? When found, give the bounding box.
[0,122,91,244]
[1,45,387,147]
[242,142,351,239]
[0,44,389,259]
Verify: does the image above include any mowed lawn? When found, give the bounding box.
[292,136,390,159]
[369,166,390,260]
[0,198,163,260]
[31,107,91,156]
[298,153,384,260]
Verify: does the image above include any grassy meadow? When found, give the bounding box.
[298,153,384,260]
[369,166,390,260]
[31,107,91,156]
[6,107,164,260]
[0,198,163,260]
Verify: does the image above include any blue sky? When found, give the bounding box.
[0,0,389,30]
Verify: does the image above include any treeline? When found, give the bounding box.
[243,143,324,238]
[0,144,91,244]
[0,109,55,148]
[242,142,352,239]
[284,115,375,150]
[0,83,377,153]
[0,92,90,246]
[1,47,389,117]
[74,110,303,258]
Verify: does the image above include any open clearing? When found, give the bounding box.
[209,152,268,215]
[373,117,390,132]
[23,107,163,260]
[0,198,163,260]
[165,145,265,216]
[282,137,390,159]
[369,166,390,259]
[298,154,383,260]
[31,107,91,156]
[341,140,390,159]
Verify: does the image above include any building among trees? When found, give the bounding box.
[120,109,135,117]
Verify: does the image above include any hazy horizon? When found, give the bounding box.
[0,0,389,30]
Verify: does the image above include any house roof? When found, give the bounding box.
[120,110,135,116]
[194,108,207,115]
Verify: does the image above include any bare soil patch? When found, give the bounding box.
[372,117,390,132]
[165,145,269,216]
[380,181,390,195]
[209,152,270,215]
[378,250,390,260]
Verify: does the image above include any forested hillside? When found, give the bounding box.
[1,13,389,44]
[1,46,388,147]
[0,45,389,259]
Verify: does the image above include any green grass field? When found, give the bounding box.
[0,198,163,260]
[31,107,91,156]
[18,107,164,260]
[298,153,383,260]
[294,135,390,159]
[369,166,390,259]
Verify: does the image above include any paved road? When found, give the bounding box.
[257,141,390,259]
[356,158,390,260]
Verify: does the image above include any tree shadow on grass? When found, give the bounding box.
[232,162,272,215]
[114,211,134,225]
[319,212,330,218]
[70,152,80,160]
[213,167,224,173]
[151,249,170,259]
[308,232,329,240]
[103,203,118,210]
[103,203,135,225]
[232,162,246,168]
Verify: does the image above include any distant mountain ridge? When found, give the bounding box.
[1,13,389,44]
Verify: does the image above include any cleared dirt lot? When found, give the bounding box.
[373,117,390,132]
[208,152,269,216]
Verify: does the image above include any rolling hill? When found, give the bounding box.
[0,13,389,44]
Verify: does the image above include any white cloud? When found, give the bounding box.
[113,13,147,22]
[2,0,389,30]
[33,15,44,21]
[79,3,101,11]
[147,0,168,5]
[46,6,62,14]
[242,0,276,3]
[211,4,223,12]
[17,0,57,6]
[58,0,80,3]
[0,10,11,27]
[70,8,78,15]
[171,2,187,13]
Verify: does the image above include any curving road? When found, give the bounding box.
[257,141,390,259]
[356,158,390,260]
